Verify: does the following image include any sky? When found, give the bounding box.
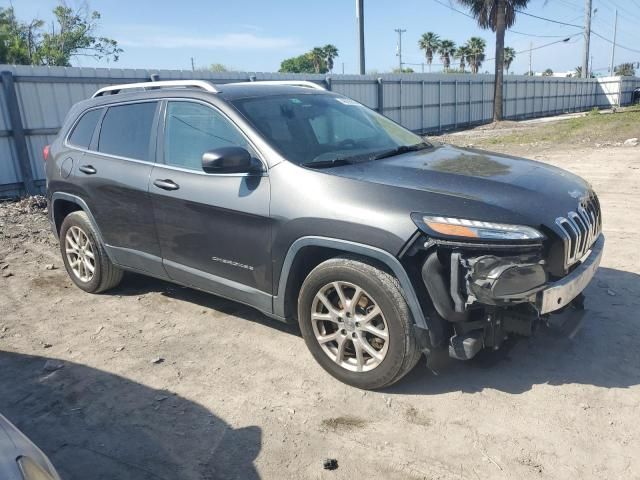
[9,0,640,76]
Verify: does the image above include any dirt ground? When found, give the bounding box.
[1,116,639,479]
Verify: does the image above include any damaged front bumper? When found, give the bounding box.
[418,234,604,360]
[537,235,604,314]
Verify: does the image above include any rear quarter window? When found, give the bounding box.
[98,102,157,161]
[68,108,103,149]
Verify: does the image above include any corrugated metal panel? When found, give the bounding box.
[0,65,637,195]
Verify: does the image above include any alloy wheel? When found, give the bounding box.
[311,281,389,372]
[64,226,96,282]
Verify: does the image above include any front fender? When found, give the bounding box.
[273,236,429,331]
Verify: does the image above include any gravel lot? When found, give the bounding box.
[1,123,639,479]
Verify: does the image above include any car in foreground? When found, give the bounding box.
[45,79,603,389]
[0,413,61,480]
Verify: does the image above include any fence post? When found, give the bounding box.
[454,80,458,129]
[468,80,472,126]
[438,80,442,132]
[421,79,425,133]
[1,71,36,195]
[399,78,403,125]
[377,77,384,114]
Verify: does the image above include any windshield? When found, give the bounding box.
[231,93,429,166]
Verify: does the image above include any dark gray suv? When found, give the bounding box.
[45,80,604,389]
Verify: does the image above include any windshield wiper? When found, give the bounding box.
[370,142,431,161]
[301,157,354,169]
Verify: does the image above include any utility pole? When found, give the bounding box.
[582,0,592,78]
[529,41,533,75]
[356,0,365,74]
[190,57,195,71]
[395,28,406,72]
[342,62,345,74]
[609,9,617,75]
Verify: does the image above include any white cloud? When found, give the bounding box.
[118,30,298,50]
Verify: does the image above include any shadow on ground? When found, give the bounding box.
[0,352,262,480]
[112,272,299,337]
[72,266,640,398]
[388,267,640,395]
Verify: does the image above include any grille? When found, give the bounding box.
[555,195,602,268]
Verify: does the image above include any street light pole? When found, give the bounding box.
[609,9,617,75]
[582,0,593,78]
[356,0,365,74]
[395,28,406,72]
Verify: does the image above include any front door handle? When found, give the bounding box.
[153,179,180,191]
[78,165,97,175]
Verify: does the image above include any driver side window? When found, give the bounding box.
[164,101,249,170]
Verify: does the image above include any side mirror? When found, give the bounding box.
[202,147,255,174]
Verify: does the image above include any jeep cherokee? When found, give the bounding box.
[45,79,604,389]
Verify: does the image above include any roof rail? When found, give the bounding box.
[92,80,218,98]
[224,80,326,91]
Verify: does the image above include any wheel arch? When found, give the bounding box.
[274,236,429,331]
[51,193,109,257]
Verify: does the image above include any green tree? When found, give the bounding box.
[322,44,339,73]
[208,63,229,72]
[309,47,326,73]
[542,68,554,77]
[614,62,635,76]
[438,39,456,72]
[465,37,486,74]
[503,46,515,73]
[418,32,440,72]
[392,67,415,73]
[279,53,317,73]
[455,45,470,72]
[0,4,121,66]
[457,0,531,121]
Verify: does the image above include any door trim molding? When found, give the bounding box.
[163,259,273,313]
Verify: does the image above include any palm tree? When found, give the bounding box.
[438,39,456,72]
[418,32,440,72]
[457,0,531,121]
[503,46,515,74]
[574,66,582,77]
[322,44,339,73]
[456,45,470,72]
[465,37,486,74]
[308,47,326,73]
[614,62,635,77]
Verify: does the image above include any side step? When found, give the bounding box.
[448,331,483,360]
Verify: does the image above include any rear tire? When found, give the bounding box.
[59,211,123,293]
[298,256,421,389]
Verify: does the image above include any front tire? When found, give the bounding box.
[59,211,123,293]
[298,256,421,389]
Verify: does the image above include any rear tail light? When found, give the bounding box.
[43,144,50,161]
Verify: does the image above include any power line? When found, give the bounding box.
[514,8,640,55]
[431,0,577,38]
[514,10,583,28]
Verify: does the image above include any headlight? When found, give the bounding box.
[417,215,544,241]
[17,456,59,480]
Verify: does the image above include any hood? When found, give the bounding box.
[319,144,591,229]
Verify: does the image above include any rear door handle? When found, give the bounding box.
[153,179,180,191]
[78,165,97,175]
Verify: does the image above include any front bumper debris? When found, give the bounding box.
[537,235,604,314]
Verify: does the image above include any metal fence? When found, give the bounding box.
[1,64,638,197]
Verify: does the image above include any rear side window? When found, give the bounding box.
[98,102,157,161]
[68,108,102,148]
